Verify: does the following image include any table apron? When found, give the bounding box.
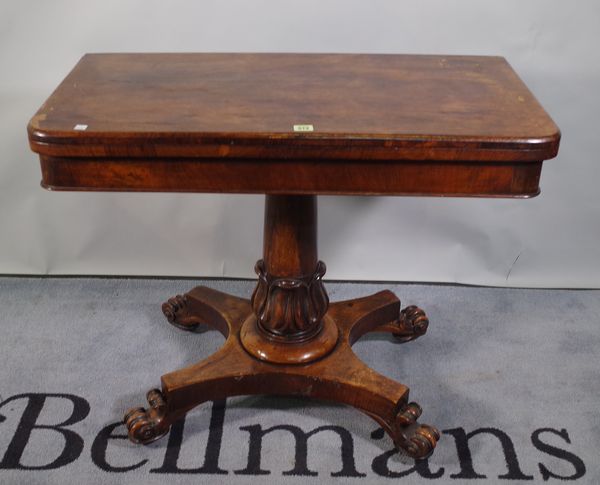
[39,155,543,197]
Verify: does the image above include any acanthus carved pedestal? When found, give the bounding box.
[124,195,440,458]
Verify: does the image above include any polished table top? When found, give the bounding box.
[28,53,560,196]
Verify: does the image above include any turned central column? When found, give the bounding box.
[252,194,328,341]
[263,194,318,279]
[241,195,337,364]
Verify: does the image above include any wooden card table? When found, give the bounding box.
[28,53,560,459]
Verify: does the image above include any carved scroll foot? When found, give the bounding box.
[370,302,429,343]
[393,305,429,342]
[162,295,202,331]
[124,389,171,444]
[161,286,249,336]
[392,402,440,458]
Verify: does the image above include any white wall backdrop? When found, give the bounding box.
[1,0,599,287]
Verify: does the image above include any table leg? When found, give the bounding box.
[124,195,439,459]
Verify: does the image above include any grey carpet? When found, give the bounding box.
[0,277,598,484]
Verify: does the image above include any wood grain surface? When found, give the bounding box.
[28,53,560,195]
